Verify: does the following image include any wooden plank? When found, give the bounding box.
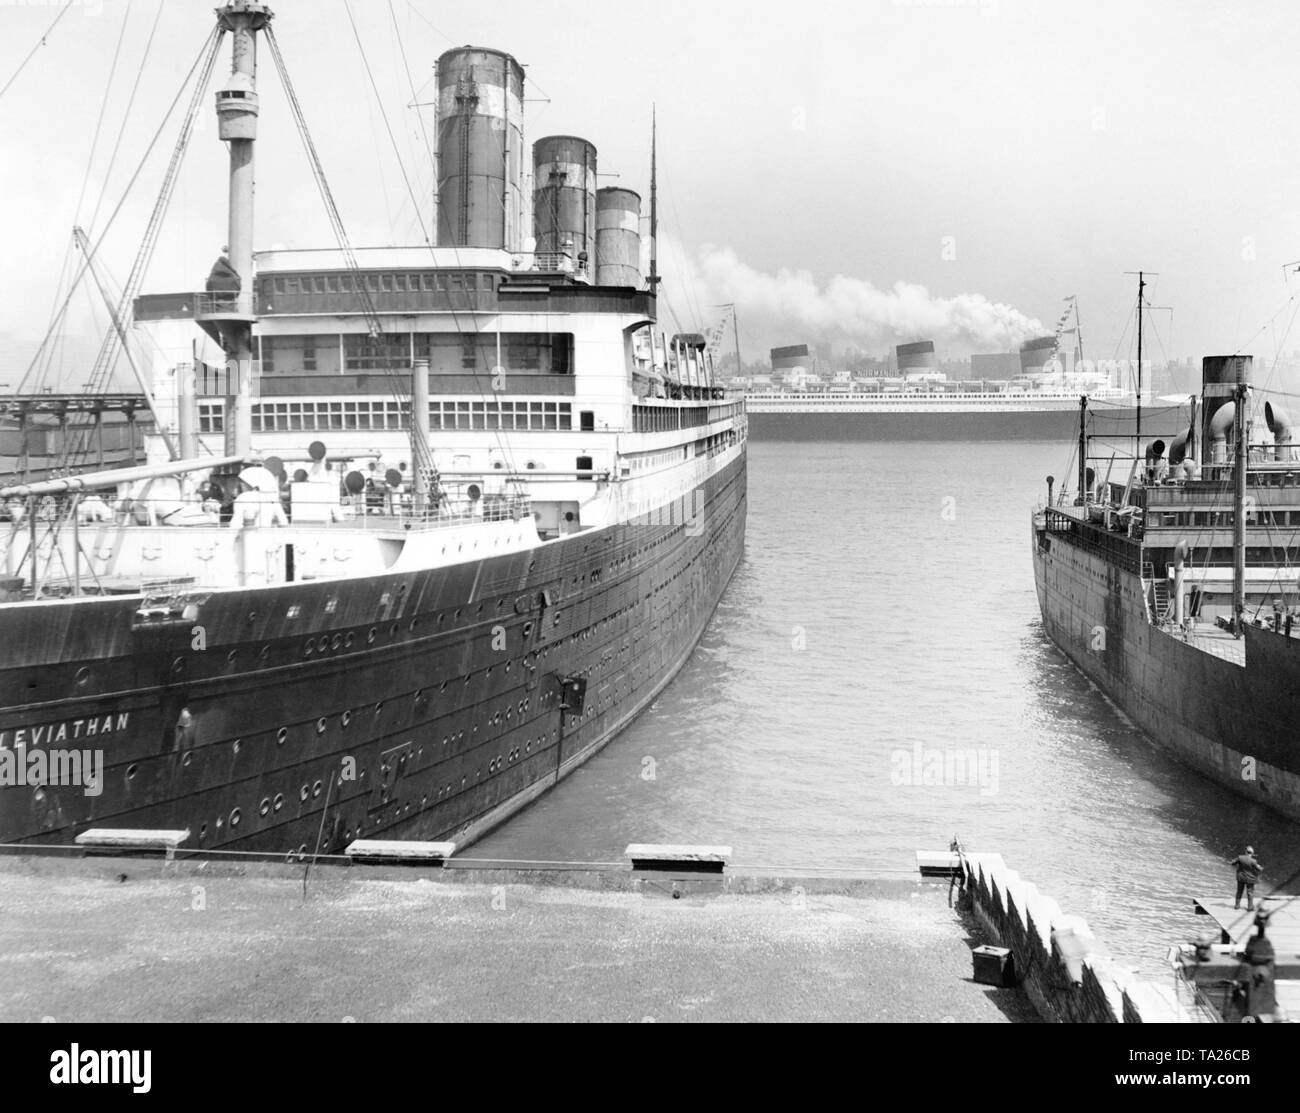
[1193,896,1300,955]
[75,828,189,850]
[625,843,731,872]
[916,850,961,877]
[344,839,456,862]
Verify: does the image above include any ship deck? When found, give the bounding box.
[1191,896,1300,1017]
[0,853,1039,1023]
[1159,622,1247,667]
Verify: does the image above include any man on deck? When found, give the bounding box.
[1231,846,1263,911]
[206,245,240,294]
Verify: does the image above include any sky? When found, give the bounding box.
[5,0,1300,390]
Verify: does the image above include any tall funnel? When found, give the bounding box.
[595,187,642,287]
[896,340,936,379]
[435,47,526,250]
[533,136,597,266]
[1201,355,1251,466]
[1019,336,1058,374]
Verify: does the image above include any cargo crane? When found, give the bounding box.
[706,303,741,379]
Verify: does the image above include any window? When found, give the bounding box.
[576,456,593,479]
[580,410,595,432]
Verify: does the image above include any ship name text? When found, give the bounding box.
[0,713,130,750]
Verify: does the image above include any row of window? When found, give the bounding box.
[259,332,574,375]
[196,400,577,434]
[1151,510,1300,528]
[433,401,575,432]
[262,271,498,297]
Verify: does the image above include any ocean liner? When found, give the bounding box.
[745,337,1153,440]
[0,4,747,855]
[1033,354,1300,822]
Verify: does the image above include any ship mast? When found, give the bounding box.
[648,106,659,294]
[1136,271,1145,444]
[214,1,273,459]
[1234,379,1248,634]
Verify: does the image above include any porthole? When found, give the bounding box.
[171,657,185,675]
[232,739,242,755]
[523,622,533,637]
[367,627,377,644]
[345,632,355,648]
[312,781,323,798]
[390,624,399,638]
[300,785,309,802]
[273,793,284,812]
[230,808,242,827]
[277,727,288,745]
[341,710,352,728]
[374,702,383,717]
[304,641,314,657]
[227,649,239,666]
[317,717,328,735]
[259,798,271,817]
[126,763,137,780]
[332,634,342,651]
[259,645,270,662]
[182,751,192,767]
[75,667,90,687]
[199,824,207,841]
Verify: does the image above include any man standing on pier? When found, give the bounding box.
[1231,846,1263,911]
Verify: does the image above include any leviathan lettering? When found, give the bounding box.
[0,712,129,749]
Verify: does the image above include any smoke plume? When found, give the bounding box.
[661,240,1044,357]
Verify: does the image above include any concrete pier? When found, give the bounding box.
[0,855,1039,1023]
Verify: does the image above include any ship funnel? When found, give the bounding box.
[1201,355,1251,465]
[1144,439,1168,484]
[1019,336,1058,374]
[896,341,937,379]
[533,136,598,271]
[1265,400,1296,461]
[595,187,642,287]
[435,47,526,250]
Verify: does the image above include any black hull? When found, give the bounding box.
[1032,519,1300,821]
[0,453,748,854]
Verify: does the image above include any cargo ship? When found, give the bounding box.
[1032,353,1300,822]
[745,338,1158,440]
[0,3,747,856]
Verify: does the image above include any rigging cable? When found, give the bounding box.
[16,26,223,395]
[85,0,168,238]
[0,1,74,103]
[344,0,430,244]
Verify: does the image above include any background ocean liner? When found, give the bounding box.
[743,335,1156,440]
[1033,353,1300,822]
[0,3,747,855]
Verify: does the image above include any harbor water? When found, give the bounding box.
[474,438,1300,977]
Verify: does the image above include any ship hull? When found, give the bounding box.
[747,406,1146,441]
[0,452,747,855]
[1032,518,1300,821]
